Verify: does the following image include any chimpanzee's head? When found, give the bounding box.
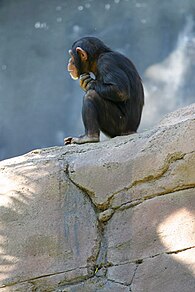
[67,37,111,80]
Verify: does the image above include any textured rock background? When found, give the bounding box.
[0,104,195,292]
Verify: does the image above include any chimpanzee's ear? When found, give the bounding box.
[76,47,88,61]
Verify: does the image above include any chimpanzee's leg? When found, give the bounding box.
[65,90,100,144]
[81,90,127,139]
[82,91,100,138]
[65,90,133,145]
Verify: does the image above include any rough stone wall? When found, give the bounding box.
[0,104,195,292]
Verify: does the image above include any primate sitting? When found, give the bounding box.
[64,37,144,145]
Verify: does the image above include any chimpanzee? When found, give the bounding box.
[64,37,144,145]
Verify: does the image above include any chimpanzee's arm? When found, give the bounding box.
[89,54,130,102]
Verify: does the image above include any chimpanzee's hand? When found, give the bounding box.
[80,73,95,92]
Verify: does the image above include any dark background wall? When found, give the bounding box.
[0,0,195,160]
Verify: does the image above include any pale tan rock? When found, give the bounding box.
[111,151,195,209]
[0,159,99,289]
[131,249,195,292]
[107,262,137,285]
[57,277,129,292]
[0,283,34,292]
[106,189,195,264]
[159,103,195,126]
[98,208,114,222]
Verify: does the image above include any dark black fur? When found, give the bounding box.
[71,37,144,137]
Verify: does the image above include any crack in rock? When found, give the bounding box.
[131,152,185,187]
[107,245,195,268]
[0,266,91,289]
[114,185,195,212]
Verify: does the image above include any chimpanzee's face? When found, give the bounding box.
[67,50,79,80]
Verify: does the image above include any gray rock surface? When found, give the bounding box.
[0,104,195,291]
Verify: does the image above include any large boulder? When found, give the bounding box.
[0,104,194,292]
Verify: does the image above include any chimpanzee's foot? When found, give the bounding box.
[64,135,99,145]
[121,131,136,136]
[71,135,99,144]
[64,137,73,145]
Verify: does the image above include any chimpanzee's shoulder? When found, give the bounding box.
[97,52,127,69]
[99,51,125,61]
